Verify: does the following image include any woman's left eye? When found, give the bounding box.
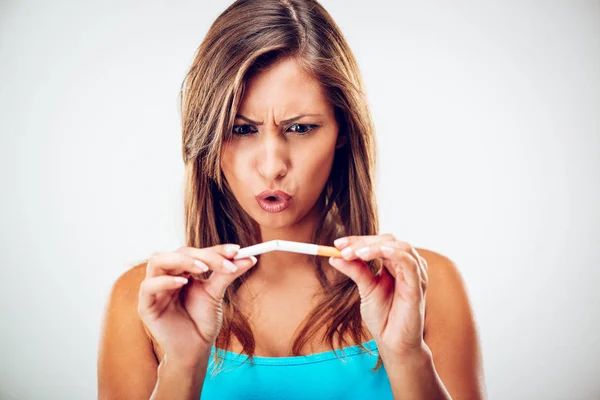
[288,123,318,134]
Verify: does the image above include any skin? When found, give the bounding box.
[219,57,347,355]
[221,56,343,282]
[97,56,486,399]
[219,56,485,396]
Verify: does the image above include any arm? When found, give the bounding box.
[380,343,450,400]
[151,354,209,400]
[97,264,209,399]
[330,237,487,399]
[380,250,487,399]
[408,250,488,398]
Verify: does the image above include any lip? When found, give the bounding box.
[256,190,292,213]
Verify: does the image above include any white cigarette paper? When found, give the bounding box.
[233,240,341,259]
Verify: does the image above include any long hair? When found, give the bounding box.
[179,0,383,372]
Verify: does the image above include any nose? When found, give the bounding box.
[257,132,289,181]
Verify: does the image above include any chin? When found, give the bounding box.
[246,200,306,230]
[253,211,297,230]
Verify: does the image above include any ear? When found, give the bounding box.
[335,134,347,149]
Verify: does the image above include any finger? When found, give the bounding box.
[347,239,412,278]
[334,234,399,260]
[416,254,429,294]
[388,263,425,344]
[386,245,428,294]
[177,244,245,275]
[138,275,189,313]
[206,256,258,299]
[395,254,423,300]
[328,257,377,298]
[183,243,241,258]
[347,239,416,282]
[347,239,428,299]
[146,251,212,278]
[333,233,397,249]
[333,235,365,249]
[380,250,417,281]
[351,239,410,261]
[396,246,427,295]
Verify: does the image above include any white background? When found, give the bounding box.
[1,0,599,398]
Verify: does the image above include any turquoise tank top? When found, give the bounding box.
[200,340,393,399]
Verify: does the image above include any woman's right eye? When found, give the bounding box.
[232,125,257,136]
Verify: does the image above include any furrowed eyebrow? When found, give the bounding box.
[234,113,323,126]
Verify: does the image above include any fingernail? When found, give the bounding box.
[194,259,209,272]
[341,247,353,259]
[356,247,370,257]
[334,238,347,248]
[223,259,238,273]
[250,256,258,265]
[174,276,188,284]
[381,245,394,256]
[225,244,240,254]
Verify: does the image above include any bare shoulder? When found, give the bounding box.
[100,262,149,339]
[109,262,148,302]
[98,261,159,399]
[413,248,470,329]
[414,247,488,399]
[99,261,150,342]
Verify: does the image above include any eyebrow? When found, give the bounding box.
[234,113,323,126]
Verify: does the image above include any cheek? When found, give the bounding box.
[221,144,248,185]
[220,149,232,180]
[296,140,336,185]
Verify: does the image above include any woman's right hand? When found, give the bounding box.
[137,244,257,369]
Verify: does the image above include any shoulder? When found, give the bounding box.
[109,261,148,300]
[100,261,153,346]
[415,247,460,279]
[414,247,487,398]
[413,247,471,331]
[98,262,161,397]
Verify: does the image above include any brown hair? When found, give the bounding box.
[179,0,383,372]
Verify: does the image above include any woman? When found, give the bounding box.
[98,0,486,398]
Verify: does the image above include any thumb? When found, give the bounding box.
[328,257,376,297]
[207,257,257,298]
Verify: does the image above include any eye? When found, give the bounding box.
[288,123,319,135]
[232,124,257,136]
[231,123,320,137]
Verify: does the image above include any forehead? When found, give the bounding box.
[238,57,330,116]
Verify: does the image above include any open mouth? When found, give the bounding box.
[256,190,292,213]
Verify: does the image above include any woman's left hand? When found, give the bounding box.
[329,234,429,358]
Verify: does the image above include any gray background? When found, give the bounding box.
[1,0,599,398]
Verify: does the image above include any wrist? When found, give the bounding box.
[380,343,452,400]
[160,352,210,376]
[379,341,432,369]
[151,353,210,400]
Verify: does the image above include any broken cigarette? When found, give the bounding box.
[233,240,342,260]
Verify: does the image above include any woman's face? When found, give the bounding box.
[221,57,340,230]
